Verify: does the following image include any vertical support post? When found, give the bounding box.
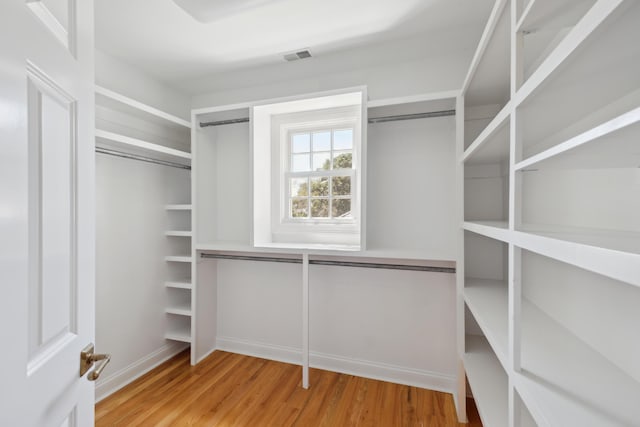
[509,1,524,424]
[454,94,468,423]
[302,252,309,389]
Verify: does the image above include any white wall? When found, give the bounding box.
[367,116,457,258]
[212,259,457,392]
[191,51,471,109]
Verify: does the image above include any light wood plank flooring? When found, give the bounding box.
[96,350,482,426]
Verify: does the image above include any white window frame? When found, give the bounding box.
[271,106,361,241]
[284,125,356,224]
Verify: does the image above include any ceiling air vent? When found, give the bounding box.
[284,49,312,62]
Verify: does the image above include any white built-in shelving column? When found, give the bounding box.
[460,0,640,425]
[165,204,193,344]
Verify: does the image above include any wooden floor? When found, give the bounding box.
[96,350,482,426]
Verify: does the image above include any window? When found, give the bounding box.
[252,89,365,249]
[287,128,354,221]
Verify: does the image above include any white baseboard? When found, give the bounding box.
[216,336,302,365]
[215,336,455,394]
[95,342,189,402]
[311,351,455,394]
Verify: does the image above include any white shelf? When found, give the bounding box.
[166,303,192,316]
[462,102,510,165]
[463,221,510,243]
[517,0,595,32]
[462,0,510,108]
[195,242,456,264]
[515,106,640,170]
[165,204,192,211]
[464,279,508,369]
[517,0,597,81]
[165,230,192,237]
[513,228,640,287]
[165,280,192,290]
[464,335,509,427]
[515,0,623,108]
[515,1,639,157]
[96,129,191,164]
[165,332,191,343]
[96,85,191,129]
[165,255,192,263]
[516,299,640,427]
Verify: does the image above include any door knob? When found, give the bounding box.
[80,343,111,381]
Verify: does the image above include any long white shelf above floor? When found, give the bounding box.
[464,279,509,369]
[165,280,192,290]
[165,255,193,263]
[513,228,640,288]
[165,230,193,237]
[515,105,640,170]
[463,221,510,243]
[516,299,640,427]
[195,242,456,265]
[95,129,192,165]
[165,204,192,210]
[96,85,191,129]
[464,335,509,427]
[462,102,510,165]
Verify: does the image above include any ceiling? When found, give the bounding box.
[95,0,493,94]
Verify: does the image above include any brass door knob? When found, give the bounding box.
[80,343,111,381]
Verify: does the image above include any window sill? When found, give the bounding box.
[254,242,361,252]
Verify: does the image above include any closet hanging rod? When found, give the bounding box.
[368,109,455,124]
[198,109,456,128]
[95,147,191,170]
[200,252,455,273]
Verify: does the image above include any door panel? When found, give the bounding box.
[27,66,78,373]
[0,1,94,426]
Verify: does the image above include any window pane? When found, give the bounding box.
[313,152,331,171]
[311,199,329,218]
[333,129,353,150]
[291,198,308,218]
[331,199,352,218]
[332,176,351,196]
[290,178,308,197]
[310,177,328,197]
[332,151,352,169]
[312,131,331,151]
[332,198,352,218]
[292,133,310,153]
[292,154,310,172]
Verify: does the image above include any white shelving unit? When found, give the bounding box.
[164,198,193,344]
[95,85,194,347]
[457,0,640,425]
[190,90,460,384]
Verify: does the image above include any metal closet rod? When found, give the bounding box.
[95,147,191,170]
[200,252,455,274]
[198,109,456,128]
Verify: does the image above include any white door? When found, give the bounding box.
[0,0,96,426]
